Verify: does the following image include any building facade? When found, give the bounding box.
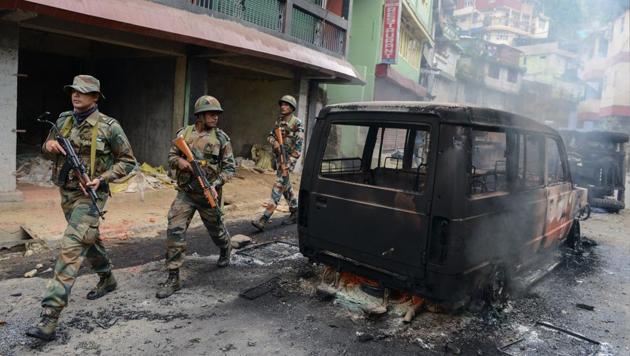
[453,38,524,111]
[323,0,434,106]
[517,42,584,128]
[0,0,362,201]
[578,9,630,132]
[453,0,548,46]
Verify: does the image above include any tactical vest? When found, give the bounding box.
[59,115,99,179]
[175,125,225,191]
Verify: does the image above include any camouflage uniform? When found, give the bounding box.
[165,123,236,270]
[36,76,136,324]
[259,112,304,223]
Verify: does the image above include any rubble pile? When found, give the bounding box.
[15,155,54,187]
[109,163,174,195]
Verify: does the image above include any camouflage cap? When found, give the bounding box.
[278,95,297,110]
[194,95,223,114]
[63,75,105,99]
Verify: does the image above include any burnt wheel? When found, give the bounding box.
[485,265,509,305]
[590,197,625,213]
[565,220,582,250]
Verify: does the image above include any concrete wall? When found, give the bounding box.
[97,57,176,167]
[432,76,457,102]
[0,22,20,199]
[484,64,521,93]
[207,69,295,157]
[374,77,423,101]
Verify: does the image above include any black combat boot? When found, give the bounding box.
[251,217,267,232]
[26,307,61,341]
[156,269,181,299]
[86,272,118,300]
[281,207,298,225]
[216,243,232,268]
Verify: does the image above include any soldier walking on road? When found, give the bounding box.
[251,95,304,231]
[156,96,236,299]
[26,75,137,341]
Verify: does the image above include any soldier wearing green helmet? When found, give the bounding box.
[27,75,137,341]
[252,95,304,231]
[156,95,236,299]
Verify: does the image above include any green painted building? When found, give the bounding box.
[324,0,435,104]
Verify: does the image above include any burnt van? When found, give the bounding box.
[298,102,588,302]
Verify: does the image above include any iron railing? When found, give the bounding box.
[189,0,347,56]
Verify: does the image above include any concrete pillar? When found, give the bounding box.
[305,80,323,151]
[172,56,187,134]
[185,56,208,125]
[296,77,309,122]
[0,22,22,202]
[293,77,310,173]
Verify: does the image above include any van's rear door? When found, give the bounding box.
[304,113,438,278]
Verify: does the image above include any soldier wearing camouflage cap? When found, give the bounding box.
[26,75,137,341]
[251,95,304,231]
[156,95,236,299]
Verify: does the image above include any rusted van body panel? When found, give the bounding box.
[299,102,586,301]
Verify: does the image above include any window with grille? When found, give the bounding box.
[399,20,422,69]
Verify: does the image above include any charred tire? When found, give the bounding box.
[565,220,582,250]
[485,265,509,306]
[590,197,625,213]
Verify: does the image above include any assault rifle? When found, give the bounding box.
[274,127,289,177]
[173,136,223,223]
[37,111,106,219]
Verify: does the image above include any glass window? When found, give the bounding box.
[320,123,431,193]
[546,137,566,184]
[470,130,508,195]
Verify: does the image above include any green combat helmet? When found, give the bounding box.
[63,74,105,99]
[194,95,223,114]
[278,95,297,110]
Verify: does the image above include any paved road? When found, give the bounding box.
[0,209,628,355]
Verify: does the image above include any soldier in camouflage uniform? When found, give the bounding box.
[26,75,137,341]
[251,95,304,231]
[156,95,236,299]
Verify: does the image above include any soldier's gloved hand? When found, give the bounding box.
[44,140,67,155]
[272,141,280,150]
[177,157,192,172]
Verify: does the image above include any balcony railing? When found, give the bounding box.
[188,0,348,56]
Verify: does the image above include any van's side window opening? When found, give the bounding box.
[517,134,544,189]
[320,123,431,193]
[546,137,567,184]
[320,124,369,177]
[470,130,508,195]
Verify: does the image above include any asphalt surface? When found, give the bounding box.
[0,210,628,355]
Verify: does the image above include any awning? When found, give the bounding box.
[375,64,428,98]
[0,0,364,84]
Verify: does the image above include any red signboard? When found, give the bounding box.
[381,0,401,64]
